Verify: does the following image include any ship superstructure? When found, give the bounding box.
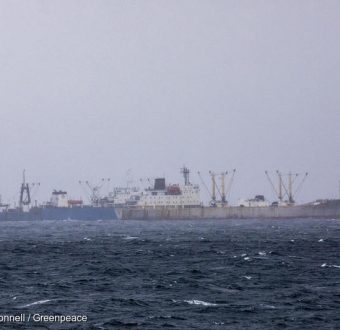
[109,187,141,206]
[137,177,200,208]
[237,195,270,207]
[110,167,201,208]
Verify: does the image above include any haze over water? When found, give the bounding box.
[1,1,340,204]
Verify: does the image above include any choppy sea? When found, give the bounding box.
[0,218,339,329]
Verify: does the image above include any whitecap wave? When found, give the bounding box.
[20,299,52,308]
[184,299,218,306]
[260,304,276,309]
[123,236,139,240]
[321,263,340,268]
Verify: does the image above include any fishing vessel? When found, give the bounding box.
[0,173,118,221]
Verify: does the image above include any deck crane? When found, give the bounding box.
[277,170,290,201]
[19,170,40,209]
[265,170,290,202]
[79,178,110,205]
[265,170,308,204]
[209,170,236,206]
[293,172,308,200]
[209,171,223,206]
[265,170,279,200]
[198,170,236,207]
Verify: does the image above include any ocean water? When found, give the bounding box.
[0,219,339,329]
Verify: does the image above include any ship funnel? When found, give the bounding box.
[154,178,166,190]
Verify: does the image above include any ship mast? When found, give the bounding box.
[221,172,226,203]
[288,172,294,204]
[181,166,190,186]
[19,170,31,209]
[278,171,283,202]
[209,171,217,206]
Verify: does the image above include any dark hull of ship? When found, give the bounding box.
[0,206,118,221]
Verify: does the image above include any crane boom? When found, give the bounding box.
[197,171,212,198]
[294,172,308,196]
[265,170,279,198]
[226,169,236,200]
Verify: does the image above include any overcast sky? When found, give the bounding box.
[0,1,339,205]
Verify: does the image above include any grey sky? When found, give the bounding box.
[0,1,339,204]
